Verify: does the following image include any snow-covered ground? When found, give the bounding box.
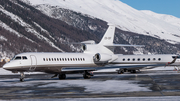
[0,77,150,93]
[23,0,180,44]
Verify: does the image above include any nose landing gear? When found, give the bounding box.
[20,72,25,82]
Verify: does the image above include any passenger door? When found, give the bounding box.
[30,55,37,71]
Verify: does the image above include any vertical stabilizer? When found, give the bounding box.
[99,24,115,45]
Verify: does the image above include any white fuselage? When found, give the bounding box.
[113,54,180,65]
[3,52,97,73]
[3,52,180,74]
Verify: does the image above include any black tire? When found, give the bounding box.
[20,78,24,82]
[83,74,91,79]
[118,69,124,74]
[59,74,66,79]
[130,70,136,73]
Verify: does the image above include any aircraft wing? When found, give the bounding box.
[61,64,166,72]
[104,44,145,47]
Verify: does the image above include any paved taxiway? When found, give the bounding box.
[1,69,180,100]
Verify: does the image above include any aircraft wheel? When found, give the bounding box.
[83,74,91,79]
[20,72,25,82]
[130,70,136,73]
[59,74,66,79]
[118,69,124,74]
[20,78,24,82]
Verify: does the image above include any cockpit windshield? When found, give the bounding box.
[11,56,16,61]
[22,56,27,60]
[14,56,21,60]
[12,56,28,60]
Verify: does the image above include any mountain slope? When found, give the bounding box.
[25,0,180,44]
[0,0,180,59]
[0,0,99,58]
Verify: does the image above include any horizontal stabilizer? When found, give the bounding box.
[62,40,96,45]
[104,44,145,47]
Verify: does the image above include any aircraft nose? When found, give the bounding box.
[3,64,8,69]
[2,63,11,70]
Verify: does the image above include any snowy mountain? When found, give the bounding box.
[24,0,180,44]
[0,0,180,59]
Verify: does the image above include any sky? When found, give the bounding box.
[120,0,180,18]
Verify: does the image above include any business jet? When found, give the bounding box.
[3,24,180,81]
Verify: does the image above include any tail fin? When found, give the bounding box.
[99,24,115,45]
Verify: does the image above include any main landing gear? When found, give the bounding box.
[20,72,25,82]
[117,69,137,74]
[117,69,124,74]
[51,74,66,79]
[83,70,93,79]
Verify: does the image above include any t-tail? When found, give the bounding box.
[97,24,144,53]
[99,24,115,45]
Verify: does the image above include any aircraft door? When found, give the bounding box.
[30,55,37,71]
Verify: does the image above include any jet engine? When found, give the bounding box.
[81,44,87,51]
[93,53,112,62]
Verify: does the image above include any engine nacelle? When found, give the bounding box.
[81,44,87,51]
[93,53,112,62]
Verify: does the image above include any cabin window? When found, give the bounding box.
[143,58,145,61]
[153,58,156,61]
[22,56,27,60]
[49,58,51,61]
[137,58,140,61]
[83,58,85,61]
[15,56,21,60]
[70,58,72,61]
[128,58,130,61]
[46,58,48,61]
[148,58,150,61]
[43,58,45,61]
[60,58,61,61]
[123,59,125,61]
[57,58,59,61]
[54,58,56,61]
[62,58,64,61]
[132,58,135,61]
[158,58,161,61]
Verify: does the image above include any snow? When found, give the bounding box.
[0,6,64,52]
[23,0,180,44]
[0,21,35,43]
[33,22,56,41]
[38,80,150,93]
[0,68,14,75]
[0,21,21,37]
[0,35,7,41]
[0,77,150,93]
